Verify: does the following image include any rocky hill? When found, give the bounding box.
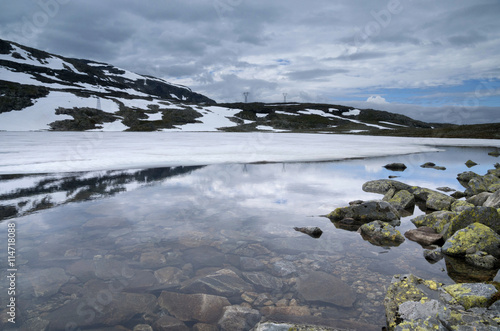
[0,38,449,133]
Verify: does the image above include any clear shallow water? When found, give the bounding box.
[0,146,499,330]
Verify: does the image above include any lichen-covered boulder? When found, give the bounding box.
[465,251,500,270]
[442,283,498,310]
[466,174,500,196]
[388,190,415,211]
[362,180,411,195]
[467,192,493,206]
[425,191,456,211]
[451,200,474,212]
[359,221,405,246]
[327,200,400,223]
[411,211,458,233]
[384,274,500,330]
[484,190,500,209]
[442,222,500,258]
[442,207,500,240]
[457,171,481,186]
[488,168,500,177]
[384,274,442,330]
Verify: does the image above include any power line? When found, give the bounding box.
[243,92,249,103]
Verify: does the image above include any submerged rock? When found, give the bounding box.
[153,316,189,331]
[158,291,230,324]
[297,271,356,307]
[217,305,261,331]
[359,220,405,246]
[181,268,253,298]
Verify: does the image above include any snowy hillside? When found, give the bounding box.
[0,39,437,132]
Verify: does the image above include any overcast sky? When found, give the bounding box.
[1,0,499,124]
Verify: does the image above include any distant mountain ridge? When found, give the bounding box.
[0,38,450,133]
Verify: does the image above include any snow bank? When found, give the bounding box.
[1,132,499,175]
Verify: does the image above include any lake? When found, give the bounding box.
[0,146,499,330]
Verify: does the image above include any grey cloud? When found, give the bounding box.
[286,68,349,81]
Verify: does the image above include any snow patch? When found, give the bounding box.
[343,109,361,116]
[1,132,499,174]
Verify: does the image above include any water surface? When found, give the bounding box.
[1,146,499,330]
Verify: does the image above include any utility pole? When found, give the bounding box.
[243,92,250,103]
[283,93,287,103]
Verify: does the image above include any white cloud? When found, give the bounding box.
[366,95,388,104]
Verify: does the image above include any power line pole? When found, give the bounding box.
[243,92,250,103]
[283,93,287,103]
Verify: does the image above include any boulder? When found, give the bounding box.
[404,227,443,246]
[442,222,500,258]
[487,167,500,177]
[442,207,500,240]
[388,190,415,211]
[437,186,456,192]
[467,192,493,206]
[327,200,400,223]
[465,251,500,270]
[443,283,498,310]
[465,160,478,168]
[362,180,411,195]
[484,190,500,208]
[425,191,455,211]
[423,249,444,264]
[158,291,230,324]
[466,174,500,196]
[384,274,500,330]
[420,162,436,168]
[384,274,441,330]
[359,221,405,246]
[293,226,323,238]
[383,163,407,171]
[457,171,481,186]
[297,271,356,307]
[411,211,458,233]
[420,162,446,170]
[451,200,474,212]
[217,305,261,331]
[450,191,467,199]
